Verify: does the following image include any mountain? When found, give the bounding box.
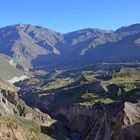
[0,23,140,139]
[0,24,64,71]
[116,23,140,32]
[0,23,140,74]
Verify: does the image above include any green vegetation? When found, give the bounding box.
[111,76,133,83]
[83,72,96,82]
[81,92,113,107]
[17,65,140,110]
[28,78,40,84]
[41,77,75,90]
[125,83,136,91]
[16,65,140,118]
[39,92,54,97]
[80,101,96,107]
[81,92,99,99]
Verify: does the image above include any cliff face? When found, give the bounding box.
[50,102,140,140]
[113,102,140,140]
[0,89,51,122]
[0,84,56,140]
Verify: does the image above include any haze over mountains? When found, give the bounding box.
[0,23,140,75]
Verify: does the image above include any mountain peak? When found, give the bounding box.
[15,23,41,31]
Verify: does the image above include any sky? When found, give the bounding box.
[0,0,140,33]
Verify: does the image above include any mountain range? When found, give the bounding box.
[0,23,140,75]
[0,23,140,140]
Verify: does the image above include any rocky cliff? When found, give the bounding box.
[0,82,68,140]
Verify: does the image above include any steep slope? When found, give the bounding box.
[0,24,64,70]
[0,54,23,80]
[64,28,112,47]
[33,24,140,70]
[116,23,140,33]
[0,81,70,140]
[83,32,140,62]
[0,23,140,71]
[32,28,112,69]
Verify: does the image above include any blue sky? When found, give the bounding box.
[0,0,140,33]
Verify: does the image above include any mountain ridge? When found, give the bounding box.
[0,23,140,73]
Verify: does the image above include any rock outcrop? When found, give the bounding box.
[0,89,51,123]
[0,83,56,140]
[51,101,140,140]
[113,102,140,140]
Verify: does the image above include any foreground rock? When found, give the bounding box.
[0,82,70,140]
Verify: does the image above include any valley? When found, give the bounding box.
[14,63,140,140]
[0,23,140,140]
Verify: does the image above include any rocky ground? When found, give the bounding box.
[0,82,70,140]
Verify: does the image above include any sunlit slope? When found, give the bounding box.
[0,54,22,79]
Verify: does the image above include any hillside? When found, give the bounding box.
[0,23,140,72]
[0,54,23,79]
[0,81,70,140]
